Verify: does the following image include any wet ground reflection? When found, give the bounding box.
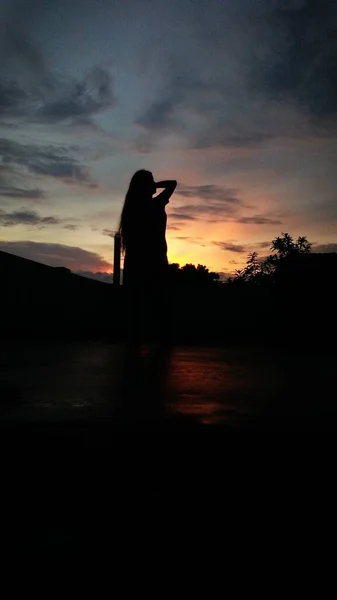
[0,343,336,426]
[167,347,282,424]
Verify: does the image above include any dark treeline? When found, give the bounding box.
[2,232,336,345]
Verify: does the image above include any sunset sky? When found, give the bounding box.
[1,0,337,280]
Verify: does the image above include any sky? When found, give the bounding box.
[1,0,337,280]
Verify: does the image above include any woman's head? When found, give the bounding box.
[128,169,156,197]
[119,170,155,250]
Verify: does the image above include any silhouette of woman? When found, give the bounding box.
[119,170,177,342]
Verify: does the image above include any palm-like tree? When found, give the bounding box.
[271,233,295,257]
[296,236,311,254]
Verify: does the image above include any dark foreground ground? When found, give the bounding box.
[1,339,337,436]
[1,340,336,553]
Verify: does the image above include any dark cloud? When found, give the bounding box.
[253,0,337,118]
[39,67,115,123]
[0,208,60,227]
[0,240,110,271]
[174,236,206,246]
[237,216,282,225]
[134,58,293,150]
[0,80,32,117]
[176,184,241,204]
[229,259,241,265]
[0,208,77,229]
[0,184,45,199]
[169,212,197,221]
[63,224,78,231]
[0,24,115,124]
[170,184,246,223]
[167,225,181,231]
[313,243,337,253]
[102,229,115,238]
[3,24,52,88]
[170,205,280,225]
[0,138,93,185]
[135,0,337,151]
[213,239,276,254]
[213,242,247,253]
[0,67,115,123]
[256,241,273,249]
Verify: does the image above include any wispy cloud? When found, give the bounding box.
[0,138,95,186]
[1,25,115,125]
[0,184,45,199]
[39,67,116,124]
[167,225,181,231]
[213,242,247,253]
[237,216,282,225]
[0,68,115,124]
[0,208,76,229]
[173,236,206,246]
[169,212,197,221]
[213,240,272,254]
[176,184,241,204]
[170,183,245,223]
[102,229,115,238]
[171,202,281,225]
[313,243,337,253]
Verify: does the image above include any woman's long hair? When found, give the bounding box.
[119,170,154,251]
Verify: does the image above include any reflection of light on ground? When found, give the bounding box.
[167,347,279,425]
[167,348,241,424]
[1,342,283,426]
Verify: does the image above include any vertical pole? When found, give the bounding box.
[113,232,121,286]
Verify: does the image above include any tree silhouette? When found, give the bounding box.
[168,262,220,286]
[271,233,311,257]
[229,233,312,285]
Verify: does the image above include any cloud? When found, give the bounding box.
[237,216,282,225]
[135,56,305,151]
[213,240,274,254]
[167,225,181,231]
[176,184,241,204]
[63,224,78,231]
[134,1,337,152]
[0,208,60,227]
[0,24,115,124]
[170,184,246,223]
[39,67,116,123]
[0,208,77,229]
[3,24,52,89]
[0,79,32,118]
[252,0,337,119]
[174,236,206,246]
[256,241,273,249]
[170,182,281,228]
[313,243,337,253]
[0,184,45,199]
[0,138,94,185]
[102,229,115,238]
[0,240,110,271]
[213,242,247,253]
[169,212,197,221]
[171,204,281,225]
[0,67,115,124]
